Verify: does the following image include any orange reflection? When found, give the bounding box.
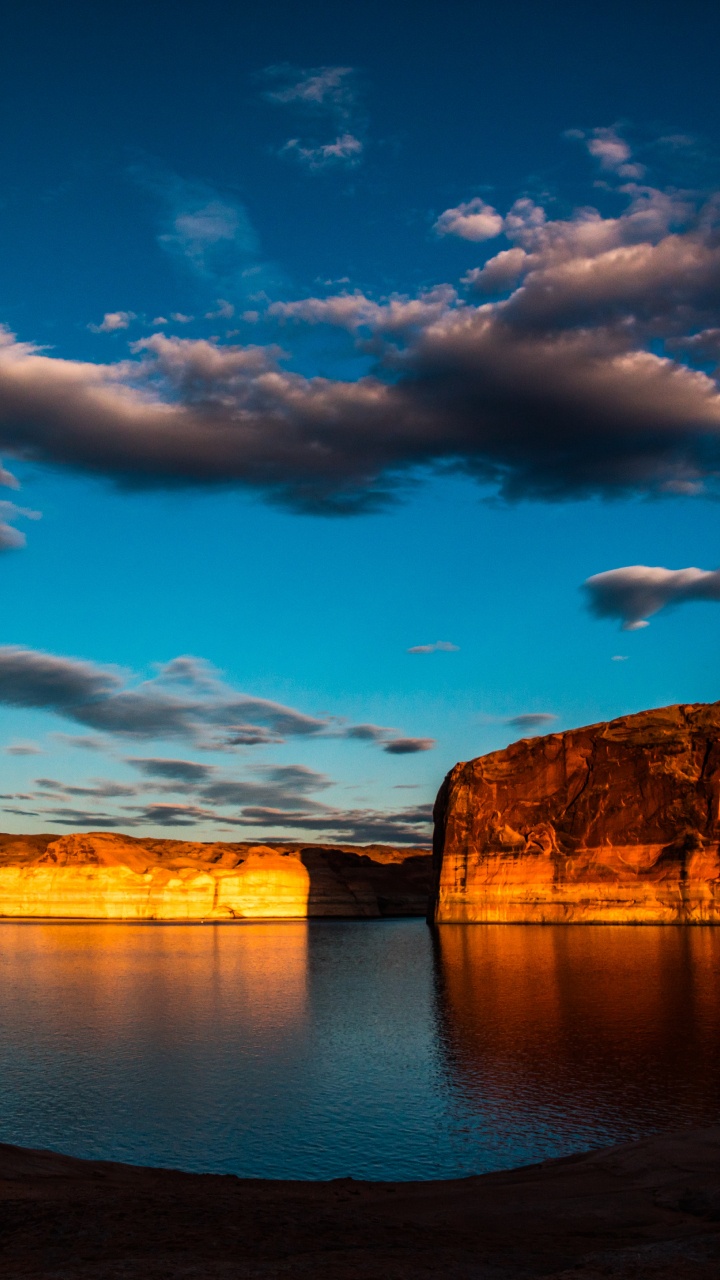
[435,924,720,1124]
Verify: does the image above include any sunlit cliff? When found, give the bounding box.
[0,833,431,920]
[430,702,720,924]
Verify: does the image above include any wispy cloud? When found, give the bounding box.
[505,713,557,729]
[135,169,284,305]
[344,723,435,753]
[263,64,365,170]
[0,500,41,551]
[0,645,431,752]
[4,740,43,755]
[1,748,433,843]
[281,133,363,171]
[584,565,720,628]
[407,641,459,654]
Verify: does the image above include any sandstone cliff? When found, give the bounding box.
[430,702,720,923]
[0,833,431,920]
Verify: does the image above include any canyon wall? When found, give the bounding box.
[0,833,431,920]
[430,702,720,924]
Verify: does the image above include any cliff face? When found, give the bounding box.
[0,833,431,920]
[430,702,720,924]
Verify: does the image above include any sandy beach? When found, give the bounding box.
[1,1128,719,1278]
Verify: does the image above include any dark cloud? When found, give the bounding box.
[6,147,717,513]
[34,777,139,798]
[584,565,720,628]
[5,740,42,755]
[127,756,214,782]
[217,803,433,844]
[343,724,435,752]
[506,713,558,729]
[382,737,435,755]
[0,646,336,746]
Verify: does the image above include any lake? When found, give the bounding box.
[1,920,719,1180]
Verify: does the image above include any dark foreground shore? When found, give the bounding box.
[1,1130,720,1279]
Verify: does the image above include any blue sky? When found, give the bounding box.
[1,0,720,842]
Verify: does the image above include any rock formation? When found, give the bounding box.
[0,833,431,920]
[430,701,720,923]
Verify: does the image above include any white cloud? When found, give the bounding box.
[88,311,136,334]
[434,198,504,242]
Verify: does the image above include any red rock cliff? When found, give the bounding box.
[430,702,720,923]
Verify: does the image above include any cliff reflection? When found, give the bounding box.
[434,925,720,1144]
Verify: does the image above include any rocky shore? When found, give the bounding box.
[1,1128,719,1278]
[431,701,720,924]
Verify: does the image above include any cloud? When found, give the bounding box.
[34,776,139,799]
[281,133,363,171]
[51,732,108,751]
[612,655,629,661]
[88,311,136,334]
[0,645,428,750]
[0,500,41,551]
[407,640,459,654]
[127,756,214,782]
[263,65,365,170]
[343,723,435,752]
[264,65,356,112]
[2,747,433,843]
[584,565,720,628]
[4,740,42,755]
[3,152,720,511]
[585,127,646,179]
[205,299,234,320]
[137,170,284,304]
[506,713,557,728]
[0,461,19,489]
[434,198,504,242]
[381,737,435,754]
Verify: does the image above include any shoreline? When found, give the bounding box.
[2,1128,719,1278]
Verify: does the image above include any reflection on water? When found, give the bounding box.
[434,925,720,1172]
[0,921,718,1179]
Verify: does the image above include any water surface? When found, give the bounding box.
[0,920,718,1179]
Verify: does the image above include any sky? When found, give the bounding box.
[2,0,720,844]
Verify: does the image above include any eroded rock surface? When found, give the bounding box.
[430,702,720,923]
[0,833,431,919]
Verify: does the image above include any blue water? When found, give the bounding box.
[1,920,719,1180]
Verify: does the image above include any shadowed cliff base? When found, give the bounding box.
[430,701,720,924]
[0,833,431,919]
[1,1128,719,1278]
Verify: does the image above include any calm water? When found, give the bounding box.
[1,920,719,1180]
